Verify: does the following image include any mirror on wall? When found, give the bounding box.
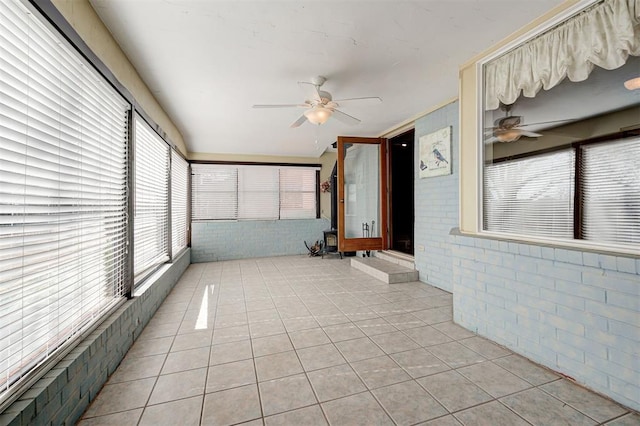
[480,0,640,248]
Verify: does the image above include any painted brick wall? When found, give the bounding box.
[1,250,191,426]
[191,219,330,262]
[451,234,640,411]
[414,101,459,292]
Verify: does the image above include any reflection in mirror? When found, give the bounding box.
[343,143,380,239]
[481,0,640,249]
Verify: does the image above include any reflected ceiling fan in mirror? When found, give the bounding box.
[252,76,382,128]
[485,103,574,143]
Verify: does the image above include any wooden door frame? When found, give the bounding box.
[337,136,388,252]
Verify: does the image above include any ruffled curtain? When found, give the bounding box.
[485,0,640,110]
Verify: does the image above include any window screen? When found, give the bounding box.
[0,0,129,404]
[171,151,189,258]
[581,138,640,246]
[484,149,575,238]
[133,115,169,279]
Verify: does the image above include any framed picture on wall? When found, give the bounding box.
[419,126,451,178]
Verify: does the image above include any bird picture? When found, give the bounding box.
[432,148,449,166]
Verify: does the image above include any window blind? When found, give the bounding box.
[238,166,279,220]
[171,150,189,257]
[280,168,318,219]
[484,149,575,238]
[0,0,129,404]
[191,164,238,220]
[133,115,169,279]
[581,137,640,246]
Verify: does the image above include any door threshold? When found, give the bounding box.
[379,250,415,261]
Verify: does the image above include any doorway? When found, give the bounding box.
[388,129,414,255]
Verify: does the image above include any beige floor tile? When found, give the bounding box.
[212,324,250,345]
[412,307,453,325]
[457,361,532,398]
[138,321,180,340]
[259,374,318,416]
[453,400,529,426]
[427,341,486,368]
[541,379,628,423]
[289,328,331,349]
[350,355,412,389]
[605,413,640,425]
[83,378,155,418]
[391,348,450,379]
[322,323,366,342]
[216,302,247,316]
[354,317,398,337]
[370,331,420,354]
[255,350,303,381]
[108,353,165,383]
[384,312,426,330]
[252,333,294,357]
[459,336,511,359]
[373,380,447,425]
[321,391,394,426]
[335,337,385,363]
[247,308,281,323]
[161,346,210,374]
[493,354,559,386]
[202,384,262,425]
[403,325,453,347]
[206,359,256,393]
[432,322,476,340]
[139,395,202,426]
[214,312,248,329]
[78,408,143,425]
[314,313,351,327]
[209,339,253,365]
[307,364,367,402]
[297,343,347,371]
[417,370,492,413]
[264,405,328,426]
[500,388,597,426]
[282,316,319,332]
[249,319,286,338]
[418,415,463,425]
[126,336,173,358]
[170,330,213,352]
[148,368,207,405]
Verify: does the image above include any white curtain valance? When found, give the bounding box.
[485,0,640,110]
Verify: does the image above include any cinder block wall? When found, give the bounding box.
[451,234,640,411]
[414,101,459,292]
[1,249,191,426]
[191,219,330,262]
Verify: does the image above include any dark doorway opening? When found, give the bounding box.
[389,129,414,255]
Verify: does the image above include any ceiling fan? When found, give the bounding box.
[485,103,574,143]
[252,76,382,128]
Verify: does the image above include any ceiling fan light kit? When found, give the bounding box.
[304,105,333,125]
[624,76,640,90]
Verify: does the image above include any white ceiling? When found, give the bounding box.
[89,0,565,158]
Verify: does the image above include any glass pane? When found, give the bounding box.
[343,143,380,239]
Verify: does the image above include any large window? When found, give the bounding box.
[0,0,129,405]
[171,151,189,258]
[192,164,319,221]
[133,115,169,280]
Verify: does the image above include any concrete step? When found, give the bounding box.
[351,256,419,284]
[374,250,415,269]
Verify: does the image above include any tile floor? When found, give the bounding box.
[78,256,638,426]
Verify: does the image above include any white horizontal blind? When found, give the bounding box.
[238,166,279,220]
[582,138,640,246]
[484,149,575,238]
[280,168,318,219]
[134,115,169,279]
[0,0,129,404]
[191,164,237,220]
[171,151,189,257]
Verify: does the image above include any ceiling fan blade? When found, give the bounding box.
[252,104,308,109]
[332,109,361,125]
[517,118,577,128]
[519,130,543,138]
[290,114,308,128]
[298,82,322,102]
[333,96,382,105]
